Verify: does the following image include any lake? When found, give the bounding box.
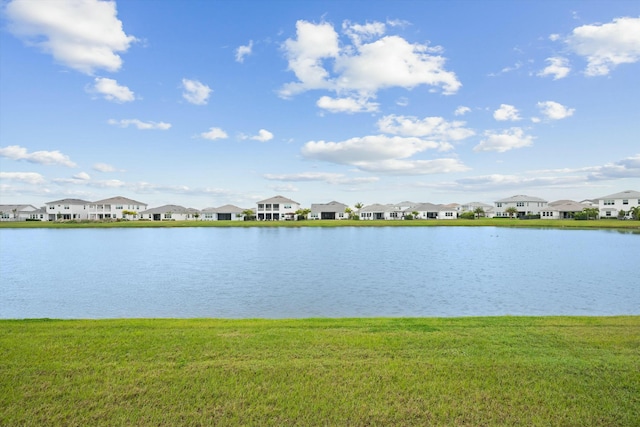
[0,226,638,318]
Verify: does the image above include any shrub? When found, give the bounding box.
[458,211,475,219]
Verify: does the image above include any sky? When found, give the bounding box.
[1,0,639,209]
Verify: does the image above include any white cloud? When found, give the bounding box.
[549,34,561,41]
[538,57,571,80]
[181,78,212,105]
[566,17,640,76]
[302,135,440,165]
[5,0,136,74]
[250,129,274,142]
[474,128,534,153]
[0,145,77,167]
[0,171,46,184]
[587,154,640,180]
[108,119,171,130]
[92,163,119,172]
[377,114,475,142]
[235,40,253,63]
[537,101,575,120]
[454,106,471,116]
[200,127,228,140]
[280,20,461,102]
[316,96,379,113]
[263,172,379,185]
[355,158,469,175]
[91,77,135,102]
[72,172,91,180]
[493,104,521,121]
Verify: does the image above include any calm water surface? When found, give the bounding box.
[1,227,638,318]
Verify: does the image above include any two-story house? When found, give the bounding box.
[44,198,91,221]
[598,190,640,218]
[256,196,300,220]
[494,195,548,218]
[88,196,148,220]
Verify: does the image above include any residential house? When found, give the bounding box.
[459,202,495,218]
[494,195,548,218]
[256,195,300,220]
[359,204,395,220]
[309,201,349,220]
[44,198,91,221]
[140,205,200,221]
[200,204,246,221]
[411,203,457,219]
[0,204,41,221]
[597,190,640,218]
[88,196,148,220]
[541,200,589,219]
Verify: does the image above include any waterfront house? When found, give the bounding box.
[88,196,148,220]
[44,198,91,221]
[541,200,589,219]
[358,204,394,220]
[0,204,41,221]
[411,203,457,219]
[200,204,246,221]
[597,190,640,218]
[256,195,300,220]
[459,202,495,218]
[309,201,349,220]
[494,195,548,218]
[140,205,200,221]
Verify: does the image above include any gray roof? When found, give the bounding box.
[45,198,92,205]
[547,201,588,212]
[257,195,299,205]
[140,205,199,214]
[495,194,548,203]
[411,203,454,212]
[359,204,394,213]
[599,190,640,200]
[0,204,38,212]
[310,201,348,214]
[93,196,147,206]
[201,204,245,214]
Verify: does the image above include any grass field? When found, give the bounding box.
[1,317,638,426]
[2,218,640,230]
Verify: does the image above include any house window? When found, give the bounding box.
[284,204,291,209]
[49,206,54,210]
[496,203,502,207]
[445,212,453,217]
[164,213,172,219]
[258,204,264,210]
[273,204,279,211]
[622,200,628,205]
[116,205,123,209]
[64,205,70,209]
[604,200,614,205]
[390,212,398,218]
[605,211,611,217]
[516,202,525,207]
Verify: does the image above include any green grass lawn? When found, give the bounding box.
[1,317,638,426]
[2,218,640,230]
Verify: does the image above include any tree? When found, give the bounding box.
[242,209,256,221]
[583,207,599,220]
[344,207,353,219]
[193,212,200,221]
[630,206,640,220]
[122,210,137,220]
[295,208,311,220]
[505,207,518,218]
[411,210,420,219]
[354,202,364,210]
[474,207,485,219]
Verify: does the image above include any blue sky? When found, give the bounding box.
[1,0,639,209]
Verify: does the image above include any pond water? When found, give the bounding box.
[0,227,638,318]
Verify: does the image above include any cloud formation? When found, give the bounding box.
[280,20,461,109]
[263,172,379,185]
[181,79,212,105]
[537,101,575,120]
[316,96,379,113]
[90,77,135,102]
[0,171,46,185]
[250,129,274,142]
[0,145,77,167]
[566,17,640,76]
[474,128,534,153]
[235,40,253,62]
[493,104,521,121]
[538,57,571,80]
[377,114,474,142]
[200,127,228,140]
[93,163,119,172]
[5,0,136,74]
[108,119,171,130]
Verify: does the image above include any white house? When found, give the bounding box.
[459,202,495,218]
[358,204,395,220]
[411,203,457,219]
[494,195,548,218]
[139,205,200,221]
[45,198,91,221]
[201,204,246,221]
[88,196,148,220]
[597,190,640,219]
[256,195,300,220]
[0,204,41,221]
[309,201,349,220]
[540,200,589,219]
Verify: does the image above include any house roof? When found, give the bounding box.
[140,205,199,214]
[45,198,92,205]
[411,203,454,212]
[495,194,547,203]
[599,190,640,200]
[310,201,348,213]
[257,195,299,205]
[547,201,588,212]
[93,196,147,206]
[0,204,37,212]
[359,204,394,213]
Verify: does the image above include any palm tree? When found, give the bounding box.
[630,206,640,220]
[354,202,364,210]
[242,209,255,221]
[295,208,311,220]
[412,210,420,219]
[505,207,518,218]
[474,207,485,219]
[344,207,353,219]
[583,207,599,220]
